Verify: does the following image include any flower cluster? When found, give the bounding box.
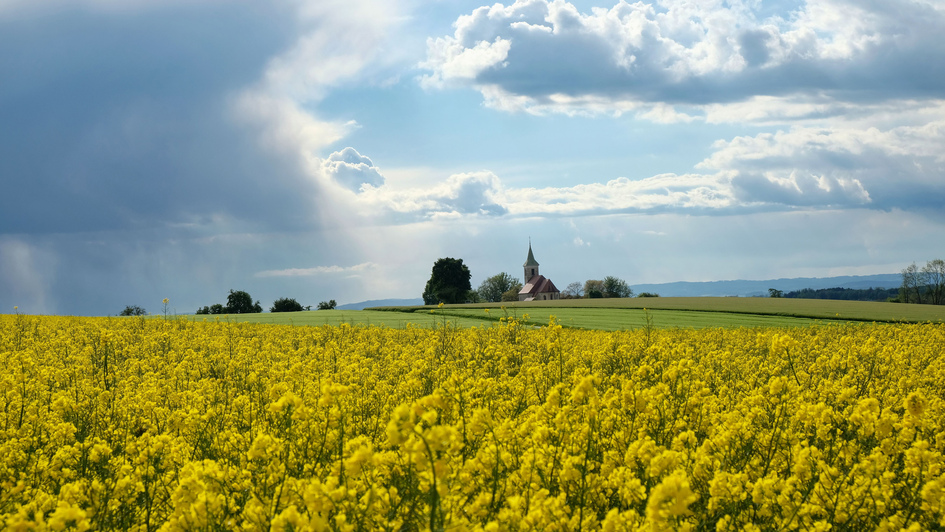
[0,314,943,530]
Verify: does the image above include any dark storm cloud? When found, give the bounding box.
[0,3,323,236]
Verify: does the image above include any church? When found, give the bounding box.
[518,242,561,301]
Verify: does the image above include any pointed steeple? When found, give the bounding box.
[523,239,540,282]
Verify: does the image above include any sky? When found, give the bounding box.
[2,0,944,316]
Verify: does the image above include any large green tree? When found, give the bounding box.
[119,305,147,316]
[583,277,632,298]
[603,276,633,298]
[270,297,303,312]
[225,290,262,314]
[423,258,472,305]
[476,272,518,303]
[584,279,605,298]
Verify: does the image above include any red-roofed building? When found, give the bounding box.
[518,242,560,301]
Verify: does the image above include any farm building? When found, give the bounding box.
[518,242,560,301]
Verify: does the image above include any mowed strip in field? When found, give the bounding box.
[186,297,945,330]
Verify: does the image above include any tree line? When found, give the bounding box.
[122,290,339,316]
[768,259,945,304]
[782,287,900,302]
[900,259,945,305]
[422,257,645,304]
[193,290,340,314]
[560,278,636,299]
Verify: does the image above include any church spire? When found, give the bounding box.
[523,239,539,282]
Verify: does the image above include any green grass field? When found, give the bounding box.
[179,297,945,330]
[375,297,945,322]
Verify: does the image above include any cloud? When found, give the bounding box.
[731,171,871,207]
[501,174,736,215]
[354,164,733,219]
[420,0,945,116]
[420,37,511,87]
[322,147,386,192]
[0,237,55,314]
[225,0,409,218]
[360,171,508,218]
[0,0,410,314]
[233,93,352,158]
[255,262,378,278]
[699,118,945,210]
[0,3,320,235]
[0,0,224,17]
[349,105,945,218]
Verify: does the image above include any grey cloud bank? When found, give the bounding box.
[422,0,945,110]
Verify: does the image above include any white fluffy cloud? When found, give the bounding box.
[406,0,945,218]
[322,147,386,192]
[228,0,409,212]
[421,0,945,116]
[359,171,508,218]
[347,103,945,218]
[701,116,945,209]
[361,101,941,217]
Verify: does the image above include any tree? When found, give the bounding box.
[120,305,147,316]
[225,290,262,314]
[210,303,225,314]
[477,272,518,303]
[466,290,483,304]
[561,282,584,299]
[584,280,605,299]
[422,258,472,305]
[317,300,337,310]
[900,263,925,304]
[768,288,784,298]
[501,281,524,302]
[271,297,304,312]
[922,259,945,305]
[603,276,633,298]
[637,292,660,298]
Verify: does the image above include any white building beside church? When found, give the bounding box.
[518,242,561,301]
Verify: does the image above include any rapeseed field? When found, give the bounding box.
[1,313,943,531]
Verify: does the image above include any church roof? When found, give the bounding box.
[523,243,539,268]
[519,275,560,296]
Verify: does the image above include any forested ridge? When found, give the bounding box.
[784,287,899,302]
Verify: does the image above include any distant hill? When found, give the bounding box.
[337,298,424,310]
[338,274,902,309]
[630,274,901,298]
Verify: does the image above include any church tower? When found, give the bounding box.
[523,240,539,283]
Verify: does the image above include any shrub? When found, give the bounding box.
[119,305,147,316]
[270,298,304,313]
